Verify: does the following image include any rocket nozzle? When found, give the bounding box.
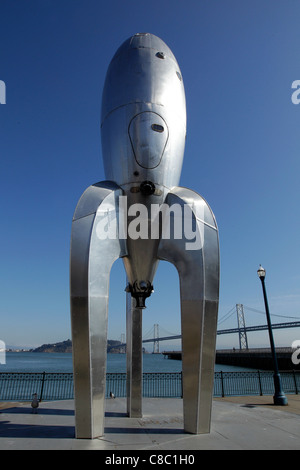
[125,280,154,309]
[140,181,155,196]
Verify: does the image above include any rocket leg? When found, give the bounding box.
[126,290,143,417]
[70,182,126,438]
[157,187,219,434]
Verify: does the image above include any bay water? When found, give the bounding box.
[0,352,253,373]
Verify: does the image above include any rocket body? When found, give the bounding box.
[101,33,186,191]
[101,33,187,303]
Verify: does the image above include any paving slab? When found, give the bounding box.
[0,397,299,450]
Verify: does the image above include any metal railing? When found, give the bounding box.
[214,370,300,397]
[0,370,299,402]
[0,372,74,402]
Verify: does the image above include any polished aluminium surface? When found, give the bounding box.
[101,32,186,293]
[158,188,219,433]
[126,292,143,417]
[70,33,220,438]
[101,33,186,190]
[70,182,126,438]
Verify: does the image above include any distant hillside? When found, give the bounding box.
[30,340,72,353]
[30,339,123,353]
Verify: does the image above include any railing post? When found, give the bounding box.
[181,371,183,398]
[221,371,225,397]
[39,371,46,402]
[293,370,298,395]
[257,370,263,396]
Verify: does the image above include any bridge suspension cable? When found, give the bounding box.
[159,325,178,337]
[217,306,236,325]
[143,325,155,340]
[138,305,300,349]
[243,305,300,320]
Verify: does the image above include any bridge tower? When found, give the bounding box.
[120,333,126,353]
[236,304,249,350]
[153,324,159,354]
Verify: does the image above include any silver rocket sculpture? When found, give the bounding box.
[70,33,219,439]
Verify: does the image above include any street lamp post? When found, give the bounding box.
[257,265,288,405]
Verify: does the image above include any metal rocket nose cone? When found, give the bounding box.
[128,32,176,60]
[101,31,186,189]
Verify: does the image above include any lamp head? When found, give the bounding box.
[257,265,266,279]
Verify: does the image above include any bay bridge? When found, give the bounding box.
[116,304,300,353]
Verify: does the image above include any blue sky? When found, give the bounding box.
[1,0,300,350]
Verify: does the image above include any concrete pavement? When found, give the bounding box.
[0,396,299,450]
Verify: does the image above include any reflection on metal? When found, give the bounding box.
[70,183,126,439]
[158,189,219,434]
[70,33,219,438]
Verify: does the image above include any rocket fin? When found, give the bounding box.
[70,181,126,438]
[157,186,220,433]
